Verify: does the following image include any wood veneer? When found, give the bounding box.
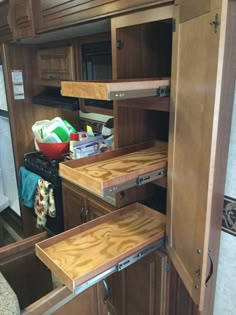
[61,79,170,101]
[60,141,167,197]
[36,203,166,292]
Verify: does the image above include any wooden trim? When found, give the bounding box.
[21,286,70,315]
[0,231,47,262]
[202,1,236,313]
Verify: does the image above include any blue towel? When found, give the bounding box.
[18,166,41,208]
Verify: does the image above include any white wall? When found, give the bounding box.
[214,84,236,315]
[0,116,20,216]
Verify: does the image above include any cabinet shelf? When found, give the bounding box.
[61,79,170,101]
[36,203,166,293]
[59,140,168,198]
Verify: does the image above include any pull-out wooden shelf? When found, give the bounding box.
[36,203,166,293]
[61,78,170,100]
[59,140,168,198]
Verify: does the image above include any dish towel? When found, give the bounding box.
[18,166,41,208]
[34,179,56,228]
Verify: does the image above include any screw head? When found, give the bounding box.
[195,284,199,289]
[197,249,202,254]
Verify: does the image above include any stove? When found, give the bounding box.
[24,151,63,182]
[24,151,64,234]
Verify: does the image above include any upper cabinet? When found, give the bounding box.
[37,45,75,86]
[0,1,13,42]
[10,0,35,40]
[34,0,172,33]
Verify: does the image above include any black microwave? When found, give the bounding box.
[81,40,113,112]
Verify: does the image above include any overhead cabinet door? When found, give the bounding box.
[35,0,172,32]
[167,0,236,312]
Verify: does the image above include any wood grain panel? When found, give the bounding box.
[11,0,35,40]
[0,232,52,309]
[60,142,167,196]
[0,1,12,42]
[38,45,75,82]
[179,0,210,23]
[35,0,172,32]
[22,285,99,315]
[36,203,166,292]
[117,97,170,112]
[167,0,232,310]
[61,79,170,101]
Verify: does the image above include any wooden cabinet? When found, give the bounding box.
[34,0,172,33]
[37,45,75,86]
[62,181,86,229]
[0,0,235,314]
[62,180,115,230]
[10,0,35,40]
[59,1,236,314]
[106,250,169,315]
[87,198,113,221]
[0,1,13,42]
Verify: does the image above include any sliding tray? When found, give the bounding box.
[36,203,166,294]
[59,140,168,198]
[61,78,170,100]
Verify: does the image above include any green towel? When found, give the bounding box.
[18,166,41,208]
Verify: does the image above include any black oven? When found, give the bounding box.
[24,152,64,234]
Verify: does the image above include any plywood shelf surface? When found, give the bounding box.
[61,78,170,101]
[60,141,168,197]
[36,203,166,292]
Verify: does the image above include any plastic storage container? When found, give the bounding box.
[41,117,70,142]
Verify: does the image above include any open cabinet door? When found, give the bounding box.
[167,0,236,313]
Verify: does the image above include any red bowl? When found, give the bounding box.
[36,140,69,159]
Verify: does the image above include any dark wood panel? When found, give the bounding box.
[10,0,35,40]
[35,0,172,32]
[87,198,112,220]
[0,232,53,309]
[169,264,198,315]
[116,21,172,80]
[62,183,85,230]
[0,1,12,42]
[37,45,75,83]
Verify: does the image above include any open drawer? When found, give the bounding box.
[61,78,170,100]
[36,203,165,294]
[59,140,167,199]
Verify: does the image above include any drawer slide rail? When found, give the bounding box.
[43,238,164,315]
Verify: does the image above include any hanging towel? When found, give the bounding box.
[34,179,56,228]
[18,166,41,208]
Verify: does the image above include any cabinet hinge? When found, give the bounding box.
[166,261,171,273]
[172,19,176,32]
[165,236,169,247]
[116,40,123,49]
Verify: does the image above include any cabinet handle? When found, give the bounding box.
[205,249,214,287]
[102,279,109,304]
[80,206,85,223]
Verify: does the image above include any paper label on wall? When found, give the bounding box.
[0,65,8,111]
[11,70,25,100]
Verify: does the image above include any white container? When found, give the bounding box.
[41,117,70,142]
[32,120,50,141]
